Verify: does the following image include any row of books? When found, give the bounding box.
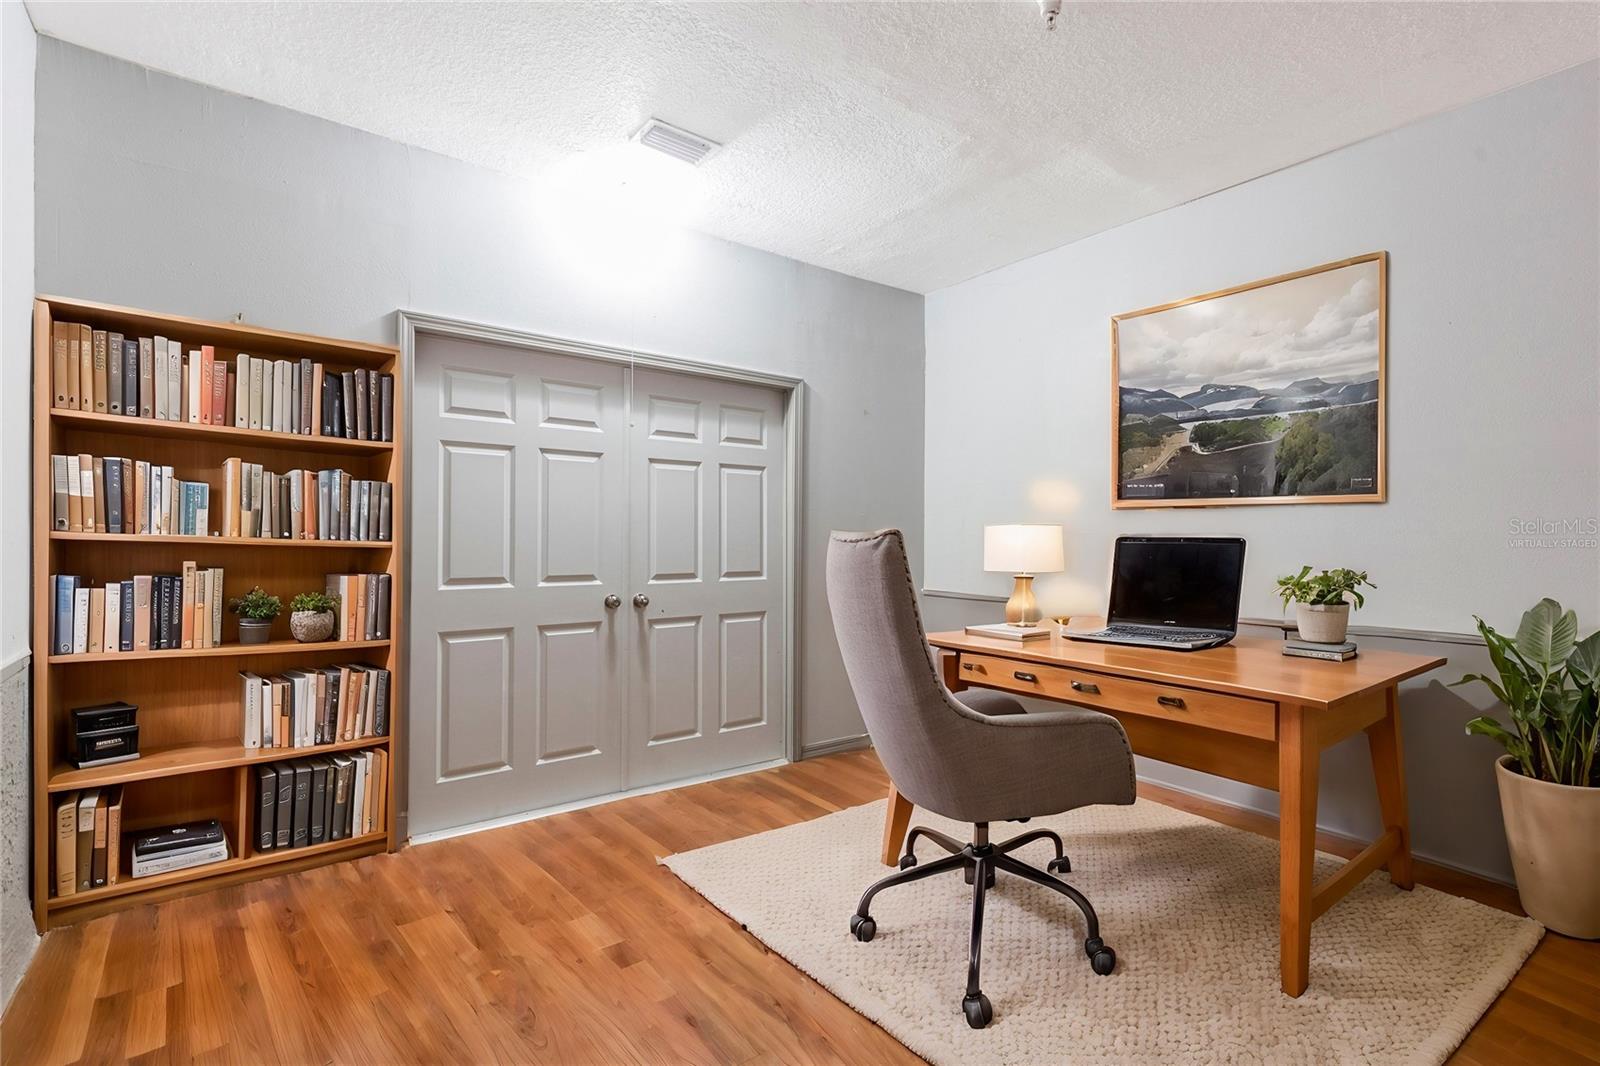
[241,663,390,750]
[52,455,212,537]
[326,573,393,642]
[255,749,389,851]
[52,786,124,896]
[50,321,395,441]
[51,565,224,655]
[221,460,391,542]
[49,453,389,542]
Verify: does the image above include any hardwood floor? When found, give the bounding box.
[3,750,1596,1065]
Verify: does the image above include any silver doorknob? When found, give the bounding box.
[604,594,621,609]
[633,594,650,608]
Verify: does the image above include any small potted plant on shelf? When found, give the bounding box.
[229,586,281,645]
[1456,598,1599,938]
[1274,565,1375,644]
[289,591,338,644]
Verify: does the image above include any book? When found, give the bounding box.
[77,324,93,414]
[92,792,109,887]
[120,579,134,651]
[349,753,368,836]
[1282,645,1357,662]
[235,354,251,427]
[51,454,69,530]
[290,761,312,848]
[1284,639,1357,653]
[200,345,215,424]
[167,339,183,422]
[75,791,97,892]
[91,329,109,413]
[53,322,71,408]
[106,787,124,885]
[309,759,330,844]
[330,755,353,841]
[187,350,202,424]
[138,336,155,418]
[54,795,77,897]
[341,373,357,439]
[379,373,394,442]
[105,458,123,533]
[87,587,105,654]
[300,358,314,434]
[250,356,265,430]
[133,575,152,651]
[72,587,90,654]
[255,766,277,850]
[91,457,106,532]
[312,362,326,434]
[354,369,370,440]
[104,582,121,654]
[106,331,123,413]
[122,338,139,419]
[964,622,1052,641]
[274,762,293,847]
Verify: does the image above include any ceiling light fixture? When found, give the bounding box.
[1038,0,1062,31]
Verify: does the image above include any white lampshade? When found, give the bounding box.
[983,524,1064,574]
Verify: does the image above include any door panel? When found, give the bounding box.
[627,368,786,787]
[410,336,628,837]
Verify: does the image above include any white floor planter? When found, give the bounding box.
[1295,602,1351,643]
[1496,755,1600,938]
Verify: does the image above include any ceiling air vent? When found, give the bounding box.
[632,118,720,166]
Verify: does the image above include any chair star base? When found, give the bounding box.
[850,821,1116,1029]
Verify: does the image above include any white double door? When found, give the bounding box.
[409,335,786,837]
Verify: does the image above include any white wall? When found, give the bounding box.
[1,0,39,1010]
[925,61,1598,636]
[923,62,1599,882]
[32,40,923,765]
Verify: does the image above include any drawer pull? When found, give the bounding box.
[1157,695,1186,709]
[962,662,977,671]
[1013,671,1039,683]
[1070,680,1100,695]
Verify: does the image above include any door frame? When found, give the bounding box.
[395,310,806,842]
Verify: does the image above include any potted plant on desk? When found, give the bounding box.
[289,591,338,643]
[230,586,281,645]
[1274,566,1375,644]
[1457,598,1599,938]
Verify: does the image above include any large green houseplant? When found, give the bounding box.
[1456,598,1599,937]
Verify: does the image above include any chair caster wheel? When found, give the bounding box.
[849,914,876,942]
[1084,938,1116,975]
[1047,856,1071,875]
[897,853,917,870]
[962,992,993,1029]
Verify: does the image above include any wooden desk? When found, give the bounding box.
[882,629,1446,997]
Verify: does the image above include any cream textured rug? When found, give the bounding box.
[664,799,1541,1065]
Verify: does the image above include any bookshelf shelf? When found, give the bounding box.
[45,830,389,913]
[50,531,393,549]
[49,735,393,793]
[48,638,390,665]
[31,296,405,932]
[49,408,394,454]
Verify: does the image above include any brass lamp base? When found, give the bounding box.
[1004,574,1042,628]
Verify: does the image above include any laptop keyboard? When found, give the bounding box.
[1100,625,1222,643]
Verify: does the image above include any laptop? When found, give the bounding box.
[1068,536,1246,651]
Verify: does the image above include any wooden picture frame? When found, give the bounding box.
[1110,252,1387,508]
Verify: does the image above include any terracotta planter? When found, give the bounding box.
[290,610,335,643]
[237,618,274,645]
[1295,602,1350,643]
[1495,754,1600,938]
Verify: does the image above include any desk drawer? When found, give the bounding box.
[956,653,1276,741]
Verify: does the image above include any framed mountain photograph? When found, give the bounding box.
[1111,252,1386,508]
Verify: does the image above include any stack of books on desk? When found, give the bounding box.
[1282,638,1357,662]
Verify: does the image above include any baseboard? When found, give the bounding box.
[801,733,870,759]
[407,758,788,846]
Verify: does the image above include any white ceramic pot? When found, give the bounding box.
[1495,755,1600,938]
[1295,602,1350,644]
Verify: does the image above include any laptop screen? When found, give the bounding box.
[1107,537,1246,631]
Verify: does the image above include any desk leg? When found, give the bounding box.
[1366,685,1415,890]
[1279,704,1320,997]
[881,784,913,866]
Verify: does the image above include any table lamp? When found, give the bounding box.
[983,524,1065,629]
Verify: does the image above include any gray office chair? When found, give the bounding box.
[826,529,1137,1028]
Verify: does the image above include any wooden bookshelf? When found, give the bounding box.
[30,295,405,931]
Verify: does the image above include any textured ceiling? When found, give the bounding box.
[26,1,1599,293]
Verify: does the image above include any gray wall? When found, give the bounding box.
[1,0,38,1011]
[921,62,1599,882]
[32,41,924,777]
